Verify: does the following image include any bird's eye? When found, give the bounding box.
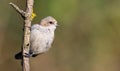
[49,21,53,24]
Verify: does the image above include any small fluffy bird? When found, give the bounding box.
[15,16,58,59]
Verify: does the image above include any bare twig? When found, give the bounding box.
[9,2,26,17]
[9,0,34,71]
[22,0,34,71]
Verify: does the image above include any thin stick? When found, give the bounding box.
[9,0,34,71]
[22,0,34,71]
[9,2,26,17]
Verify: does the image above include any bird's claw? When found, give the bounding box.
[23,53,32,58]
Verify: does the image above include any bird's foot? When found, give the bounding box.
[23,53,32,58]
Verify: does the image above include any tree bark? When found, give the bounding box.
[10,0,34,71]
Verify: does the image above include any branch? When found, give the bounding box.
[9,0,34,71]
[22,0,34,71]
[9,2,26,17]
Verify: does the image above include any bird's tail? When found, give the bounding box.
[15,51,41,59]
[15,51,22,60]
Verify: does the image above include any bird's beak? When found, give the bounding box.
[56,24,59,27]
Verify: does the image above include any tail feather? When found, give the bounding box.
[15,51,41,60]
[15,51,22,60]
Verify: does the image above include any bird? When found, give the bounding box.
[15,16,58,59]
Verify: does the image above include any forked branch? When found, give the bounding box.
[9,0,34,71]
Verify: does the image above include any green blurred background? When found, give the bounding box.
[0,0,120,71]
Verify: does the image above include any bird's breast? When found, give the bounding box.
[30,28,54,54]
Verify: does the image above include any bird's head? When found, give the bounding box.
[40,16,58,27]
